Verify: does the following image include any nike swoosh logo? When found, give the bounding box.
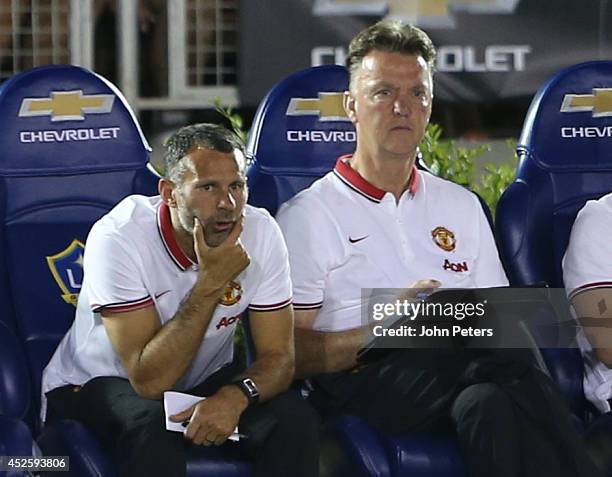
[154,290,171,299]
[349,235,369,244]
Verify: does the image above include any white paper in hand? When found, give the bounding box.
[163,391,243,441]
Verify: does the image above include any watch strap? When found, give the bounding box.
[232,377,260,405]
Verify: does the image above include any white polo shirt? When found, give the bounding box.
[276,156,508,332]
[42,195,291,416]
[563,192,612,413]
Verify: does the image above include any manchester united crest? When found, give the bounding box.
[219,281,243,306]
[431,226,456,252]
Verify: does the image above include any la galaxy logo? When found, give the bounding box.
[219,281,243,306]
[19,90,115,122]
[46,239,85,306]
[431,226,456,252]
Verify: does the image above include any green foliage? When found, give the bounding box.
[420,125,518,216]
[212,98,248,145]
[420,123,487,188]
[472,139,519,214]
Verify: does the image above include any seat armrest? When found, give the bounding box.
[38,420,117,477]
[328,414,391,477]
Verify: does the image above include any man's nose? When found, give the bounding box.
[393,95,411,116]
[217,190,237,209]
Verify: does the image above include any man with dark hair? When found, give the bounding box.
[42,123,319,477]
[277,20,599,477]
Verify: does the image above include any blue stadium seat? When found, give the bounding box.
[246,65,356,215]
[0,418,34,477]
[246,64,466,477]
[0,321,35,477]
[0,65,249,476]
[496,61,612,423]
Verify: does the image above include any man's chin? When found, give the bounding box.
[384,145,418,159]
[204,229,231,247]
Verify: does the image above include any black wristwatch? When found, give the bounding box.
[233,377,260,405]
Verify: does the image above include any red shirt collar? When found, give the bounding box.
[333,155,420,203]
[157,202,196,271]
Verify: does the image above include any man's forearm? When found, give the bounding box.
[130,284,220,398]
[235,350,294,402]
[572,292,612,368]
[294,326,370,378]
[583,326,612,367]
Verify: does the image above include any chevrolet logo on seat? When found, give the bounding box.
[560,89,612,117]
[19,90,115,122]
[286,92,349,121]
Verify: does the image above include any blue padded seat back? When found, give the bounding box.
[0,321,31,420]
[0,64,152,175]
[496,61,612,419]
[0,65,159,402]
[246,65,356,215]
[497,61,612,288]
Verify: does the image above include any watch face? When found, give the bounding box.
[243,378,259,397]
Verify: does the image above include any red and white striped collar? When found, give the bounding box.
[333,155,419,203]
[156,202,196,271]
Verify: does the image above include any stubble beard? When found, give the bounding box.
[177,207,235,248]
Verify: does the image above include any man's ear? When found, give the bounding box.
[159,178,177,207]
[344,90,357,124]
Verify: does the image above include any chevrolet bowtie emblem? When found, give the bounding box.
[286,92,349,122]
[560,89,612,117]
[313,0,519,28]
[19,90,115,122]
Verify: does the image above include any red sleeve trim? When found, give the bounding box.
[568,282,612,300]
[293,301,323,311]
[92,295,154,313]
[248,298,292,312]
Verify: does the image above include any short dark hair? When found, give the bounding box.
[346,20,436,88]
[163,123,244,182]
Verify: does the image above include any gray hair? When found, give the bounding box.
[346,20,436,90]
